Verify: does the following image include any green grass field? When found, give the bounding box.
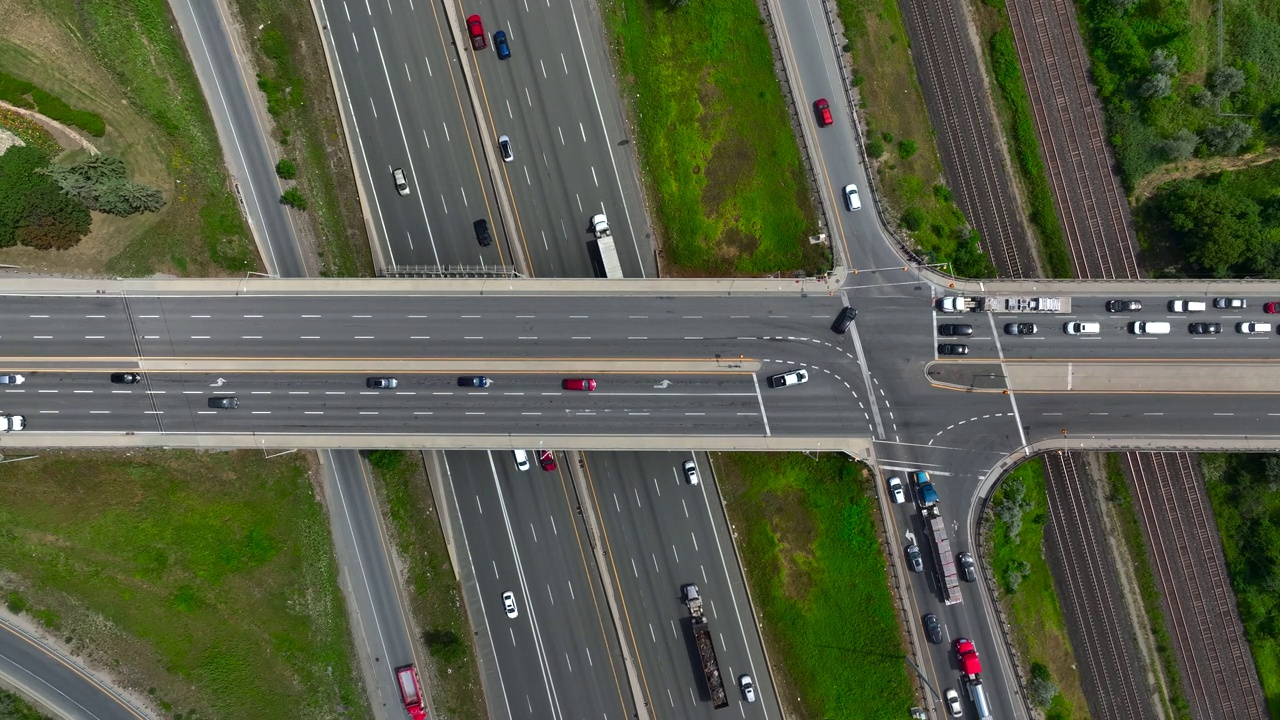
[602,0,826,276]
[714,453,913,718]
[988,459,1086,719]
[0,450,367,720]
[367,451,487,719]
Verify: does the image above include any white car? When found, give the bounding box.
[739,674,757,703]
[766,369,809,388]
[498,135,513,162]
[0,374,24,385]
[2,414,25,432]
[1237,322,1272,335]
[842,183,861,211]
[1063,321,1100,335]
[944,688,963,717]
[682,459,700,485]
[392,168,410,196]
[887,475,905,504]
[502,591,518,619]
[513,449,530,472]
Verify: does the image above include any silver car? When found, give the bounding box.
[393,168,410,196]
[0,374,24,385]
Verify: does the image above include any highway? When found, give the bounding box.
[317,0,652,275]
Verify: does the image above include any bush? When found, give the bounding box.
[1149,48,1179,75]
[275,159,297,179]
[1202,120,1253,155]
[897,139,918,160]
[1208,66,1246,98]
[0,72,106,137]
[1028,662,1060,707]
[901,206,927,231]
[280,187,308,211]
[1139,73,1173,99]
[0,145,91,250]
[866,139,884,158]
[1161,128,1199,160]
[43,155,165,216]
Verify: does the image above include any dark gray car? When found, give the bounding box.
[923,613,942,644]
[906,544,923,573]
[1004,322,1037,335]
[207,396,239,409]
[958,552,976,582]
[474,218,493,246]
[938,324,973,336]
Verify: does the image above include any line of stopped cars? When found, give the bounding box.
[938,297,1280,355]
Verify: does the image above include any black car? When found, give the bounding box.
[958,552,976,583]
[938,343,969,356]
[923,613,943,644]
[1189,322,1222,335]
[474,218,493,247]
[1004,322,1037,335]
[1106,299,1142,313]
[831,306,857,334]
[457,375,493,388]
[938,324,973,336]
[366,377,399,389]
[207,396,239,409]
[110,372,141,384]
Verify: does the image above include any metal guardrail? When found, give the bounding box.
[378,265,523,278]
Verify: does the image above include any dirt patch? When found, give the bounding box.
[1131,149,1280,203]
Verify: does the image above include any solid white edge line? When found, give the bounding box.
[751,374,771,437]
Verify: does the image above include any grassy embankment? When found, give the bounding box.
[714,453,914,718]
[229,0,373,277]
[367,451,487,719]
[832,0,995,276]
[602,0,826,276]
[1201,453,1280,718]
[988,458,1087,719]
[0,687,49,719]
[0,451,368,720]
[1103,455,1190,718]
[0,0,257,275]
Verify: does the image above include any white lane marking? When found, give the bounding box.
[289,391,309,395]
[751,373,771,436]
[301,336,320,339]
[359,412,378,415]
[190,336,210,339]
[84,336,104,339]
[326,391,345,395]
[242,336,262,339]
[410,336,430,339]
[305,411,324,415]
[302,314,321,318]
[33,336,51,339]
[73,390,93,394]
[89,410,110,414]
[243,314,262,318]
[39,410,59,414]
[413,411,433,415]
[251,411,271,415]
[143,335,159,339]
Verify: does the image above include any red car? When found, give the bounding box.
[814,98,833,127]
[562,378,597,391]
[1265,302,1280,314]
[467,14,487,50]
[538,450,557,472]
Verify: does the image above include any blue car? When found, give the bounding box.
[494,30,510,60]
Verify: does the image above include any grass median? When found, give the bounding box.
[988,458,1087,718]
[0,450,367,720]
[368,451,487,720]
[603,0,825,276]
[714,452,913,717]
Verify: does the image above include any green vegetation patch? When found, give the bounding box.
[1202,452,1280,716]
[1137,162,1280,278]
[603,0,827,276]
[0,450,367,720]
[715,453,913,717]
[1076,0,1280,188]
[81,0,256,275]
[988,458,1085,718]
[0,70,106,137]
[368,451,487,719]
[987,28,1072,278]
[835,0,995,276]
[0,687,50,720]
[230,0,373,277]
[1104,454,1190,718]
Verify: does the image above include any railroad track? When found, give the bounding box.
[896,0,1031,277]
[1125,453,1268,720]
[1041,454,1155,720]
[1005,0,1138,278]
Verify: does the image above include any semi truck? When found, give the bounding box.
[937,295,1070,313]
[955,639,992,718]
[589,214,624,279]
[394,664,428,720]
[682,583,729,709]
[912,472,962,605]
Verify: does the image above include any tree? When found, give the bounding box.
[898,139,918,160]
[1264,456,1280,492]
[1208,66,1246,98]
[15,183,91,250]
[42,155,165,216]
[1138,73,1172,98]
[275,158,297,179]
[1161,128,1199,160]
[1202,120,1253,155]
[1149,48,1178,75]
[1155,180,1262,275]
